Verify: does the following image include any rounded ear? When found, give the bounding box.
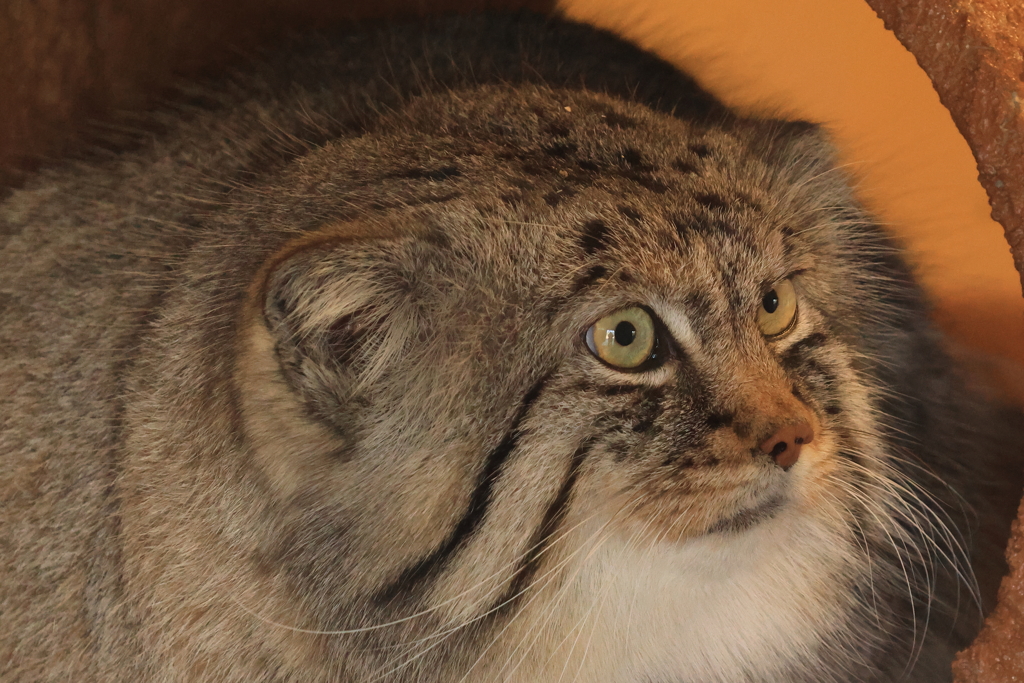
[746,119,864,217]
[756,119,838,180]
[260,239,414,420]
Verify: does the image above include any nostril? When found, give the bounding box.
[759,421,814,470]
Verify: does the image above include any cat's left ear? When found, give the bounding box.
[757,119,837,179]
[753,119,858,207]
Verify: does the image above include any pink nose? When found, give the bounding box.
[759,422,814,470]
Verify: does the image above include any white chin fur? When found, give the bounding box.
[506,508,858,683]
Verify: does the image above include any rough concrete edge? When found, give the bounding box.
[862,0,1024,680]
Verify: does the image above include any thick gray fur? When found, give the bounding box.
[1,12,1022,683]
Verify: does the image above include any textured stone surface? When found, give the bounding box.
[864,0,1024,679]
[865,0,1024,291]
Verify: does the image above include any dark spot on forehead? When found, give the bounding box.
[619,148,655,172]
[423,228,451,248]
[672,158,700,175]
[579,220,610,255]
[521,161,554,177]
[617,205,643,223]
[735,192,763,212]
[689,143,712,158]
[695,193,729,211]
[578,159,600,172]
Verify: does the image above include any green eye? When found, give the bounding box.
[757,278,798,337]
[586,307,657,369]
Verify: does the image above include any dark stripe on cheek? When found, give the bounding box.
[782,333,828,367]
[373,374,551,606]
[493,440,592,615]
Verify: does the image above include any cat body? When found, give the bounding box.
[1,13,1021,683]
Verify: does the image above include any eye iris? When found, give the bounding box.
[756,278,798,337]
[586,307,657,370]
[614,321,636,346]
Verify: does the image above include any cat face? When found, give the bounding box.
[229,86,932,680]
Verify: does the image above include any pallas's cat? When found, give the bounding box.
[1,12,1022,683]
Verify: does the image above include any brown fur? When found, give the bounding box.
[1,13,1021,682]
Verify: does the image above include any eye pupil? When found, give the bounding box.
[762,290,779,314]
[614,321,637,346]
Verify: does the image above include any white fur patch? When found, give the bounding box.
[493,504,859,683]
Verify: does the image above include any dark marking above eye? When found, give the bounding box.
[580,220,610,255]
[676,215,737,239]
[578,159,600,171]
[695,193,729,211]
[396,166,462,181]
[571,264,608,292]
[825,404,843,415]
[689,143,712,158]
[736,192,762,211]
[423,228,451,249]
[543,192,560,207]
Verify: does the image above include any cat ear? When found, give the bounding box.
[260,239,415,409]
[758,119,837,179]
[753,119,858,209]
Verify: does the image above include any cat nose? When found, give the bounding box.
[758,421,814,470]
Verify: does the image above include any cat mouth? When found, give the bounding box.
[705,493,786,535]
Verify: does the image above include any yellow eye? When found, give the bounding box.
[586,307,657,369]
[757,278,798,337]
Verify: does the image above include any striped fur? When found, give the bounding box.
[2,13,1022,683]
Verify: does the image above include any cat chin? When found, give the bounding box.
[508,510,860,683]
[704,491,787,535]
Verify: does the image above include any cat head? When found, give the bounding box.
[226,85,937,679]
